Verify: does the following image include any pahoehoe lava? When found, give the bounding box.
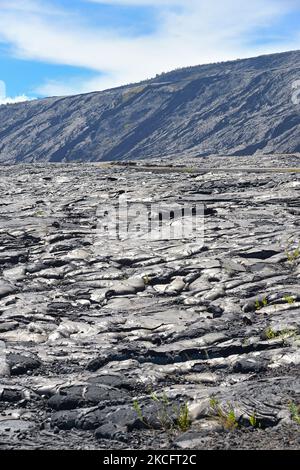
[0,154,299,449]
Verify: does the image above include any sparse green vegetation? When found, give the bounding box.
[209,397,219,409]
[283,295,296,305]
[183,167,196,174]
[34,209,46,217]
[143,275,151,285]
[265,327,296,340]
[289,402,300,425]
[132,392,191,434]
[177,402,191,432]
[285,241,300,263]
[249,412,257,428]
[209,397,238,431]
[133,399,149,428]
[255,297,268,310]
[151,392,173,432]
[209,398,262,430]
[265,327,277,340]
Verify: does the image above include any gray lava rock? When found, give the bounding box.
[48,385,128,410]
[7,353,41,375]
[0,155,299,450]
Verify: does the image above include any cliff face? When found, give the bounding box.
[0,50,300,163]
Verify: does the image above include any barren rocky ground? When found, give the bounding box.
[0,154,300,450]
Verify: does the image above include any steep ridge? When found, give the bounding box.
[0,50,300,163]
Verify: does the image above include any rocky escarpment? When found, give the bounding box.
[0,50,300,164]
[0,154,300,449]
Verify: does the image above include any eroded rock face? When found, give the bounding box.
[0,155,299,449]
[0,50,300,164]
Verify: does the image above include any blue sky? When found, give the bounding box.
[0,0,300,103]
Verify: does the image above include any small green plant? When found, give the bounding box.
[249,412,257,428]
[209,397,219,409]
[265,327,277,339]
[209,398,261,430]
[285,242,300,263]
[262,297,268,307]
[34,209,46,217]
[255,297,268,311]
[209,397,238,431]
[152,392,173,432]
[177,403,191,432]
[225,409,239,431]
[255,300,260,310]
[265,327,296,340]
[289,402,300,425]
[133,392,191,435]
[283,295,296,305]
[143,275,150,285]
[150,391,160,402]
[183,167,195,174]
[133,399,149,428]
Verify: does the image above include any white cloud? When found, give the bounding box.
[0,0,66,15]
[0,0,299,97]
[0,79,32,105]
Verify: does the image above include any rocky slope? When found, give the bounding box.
[0,155,299,449]
[0,51,300,164]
